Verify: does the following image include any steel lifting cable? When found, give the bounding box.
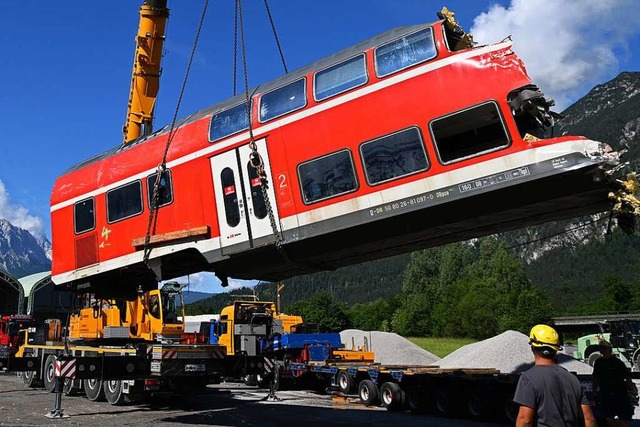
[263,0,288,74]
[236,0,290,261]
[142,0,210,269]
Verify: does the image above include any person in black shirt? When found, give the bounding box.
[514,324,596,427]
[592,339,634,427]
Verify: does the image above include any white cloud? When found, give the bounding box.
[0,179,45,237]
[470,0,640,109]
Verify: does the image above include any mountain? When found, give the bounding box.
[0,219,52,278]
[181,290,214,305]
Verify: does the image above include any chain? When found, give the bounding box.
[263,0,288,74]
[142,0,210,268]
[236,0,289,261]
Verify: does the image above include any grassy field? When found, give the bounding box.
[408,337,477,358]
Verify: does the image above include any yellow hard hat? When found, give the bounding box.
[529,324,560,351]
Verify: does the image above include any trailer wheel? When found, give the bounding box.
[380,382,405,411]
[83,378,105,402]
[434,385,461,417]
[501,393,518,423]
[358,379,379,406]
[22,370,42,388]
[337,371,355,394]
[43,355,56,393]
[405,387,429,414]
[467,392,493,420]
[104,379,127,405]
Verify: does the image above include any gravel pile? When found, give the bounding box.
[340,329,440,366]
[438,330,592,374]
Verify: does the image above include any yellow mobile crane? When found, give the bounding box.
[122,0,169,144]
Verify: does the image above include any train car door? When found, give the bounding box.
[210,139,281,255]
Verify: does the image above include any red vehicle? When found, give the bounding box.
[0,315,36,359]
[50,13,623,296]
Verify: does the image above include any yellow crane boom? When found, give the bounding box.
[122,0,169,144]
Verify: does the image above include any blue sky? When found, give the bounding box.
[1,0,639,293]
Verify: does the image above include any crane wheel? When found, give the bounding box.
[43,355,56,393]
[83,379,106,402]
[22,370,42,388]
[358,379,379,406]
[104,379,127,405]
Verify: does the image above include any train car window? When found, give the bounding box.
[146,169,174,209]
[314,54,367,101]
[220,168,241,227]
[74,198,95,234]
[106,181,143,223]
[430,101,510,164]
[297,150,358,204]
[360,127,429,185]
[259,78,306,123]
[246,162,267,219]
[375,28,437,78]
[209,103,250,142]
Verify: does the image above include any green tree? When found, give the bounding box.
[350,298,399,331]
[287,292,351,332]
[391,293,432,336]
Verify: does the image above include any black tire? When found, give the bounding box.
[501,393,518,423]
[405,386,429,414]
[434,385,461,417]
[63,378,82,396]
[43,355,57,393]
[337,371,355,395]
[467,392,493,420]
[83,378,105,402]
[22,369,43,388]
[380,382,405,411]
[358,379,379,406]
[244,374,258,387]
[104,379,126,405]
[587,351,602,367]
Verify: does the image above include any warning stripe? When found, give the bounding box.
[163,350,178,360]
[54,359,76,379]
[263,358,275,373]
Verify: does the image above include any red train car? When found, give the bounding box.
[50,18,621,295]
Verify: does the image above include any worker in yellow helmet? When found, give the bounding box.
[513,324,596,427]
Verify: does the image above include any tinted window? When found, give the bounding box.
[74,198,95,234]
[259,79,306,122]
[375,28,437,77]
[315,55,367,101]
[361,128,428,185]
[147,170,173,209]
[431,102,510,164]
[107,181,143,223]
[221,168,240,227]
[246,162,267,219]
[209,103,250,142]
[298,150,357,204]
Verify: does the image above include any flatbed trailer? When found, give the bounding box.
[282,360,521,421]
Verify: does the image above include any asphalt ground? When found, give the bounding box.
[0,372,508,427]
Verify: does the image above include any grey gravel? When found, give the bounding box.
[438,330,593,374]
[340,329,440,366]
